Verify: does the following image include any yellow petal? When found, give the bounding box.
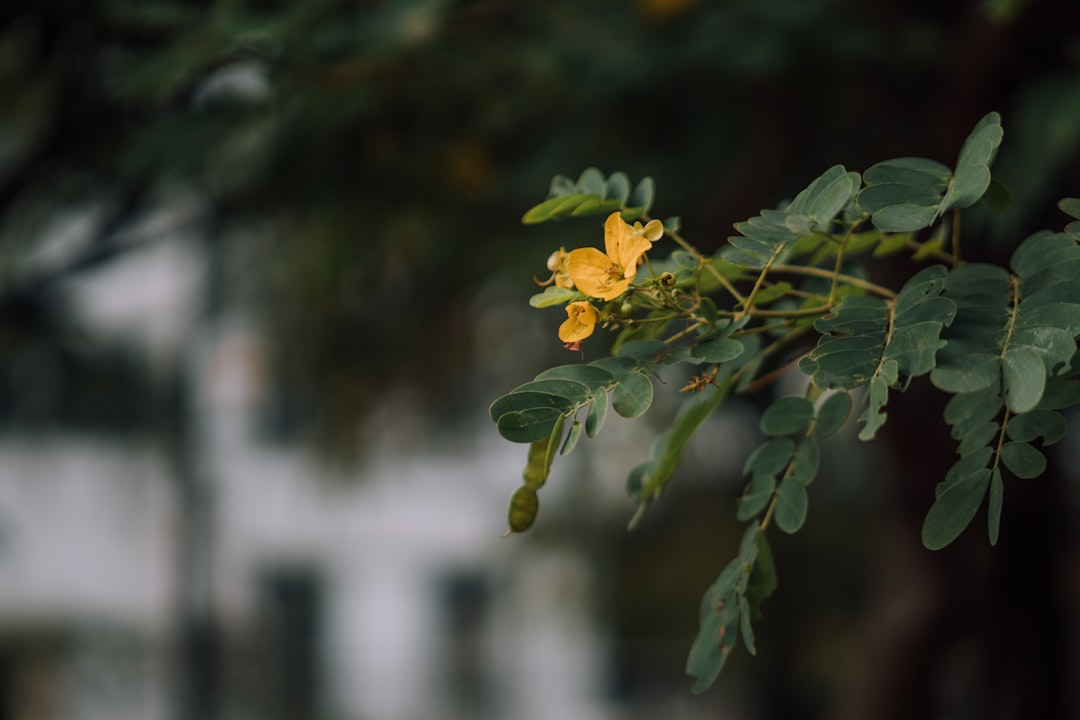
[558,301,597,342]
[640,219,664,243]
[605,212,652,278]
[566,247,628,300]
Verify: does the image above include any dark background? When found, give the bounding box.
[2,1,1080,718]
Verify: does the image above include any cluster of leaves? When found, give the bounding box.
[491,112,1080,693]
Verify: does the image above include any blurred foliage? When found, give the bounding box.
[1,0,1079,453]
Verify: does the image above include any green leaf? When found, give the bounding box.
[869,203,940,233]
[612,371,654,418]
[575,167,606,196]
[629,176,655,215]
[806,170,860,230]
[739,594,756,656]
[743,532,777,620]
[738,521,761,565]
[549,174,576,196]
[560,419,583,455]
[857,373,890,441]
[590,356,638,376]
[570,196,624,217]
[750,281,794,306]
[760,396,815,436]
[511,378,592,405]
[939,112,1003,214]
[1009,230,1078,277]
[490,390,573,422]
[529,285,580,308]
[894,265,949,314]
[988,468,1003,546]
[815,392,852,437]
[696,337,745,363]
[1005,409,1066,445]
[605,171,631,205]
[536,364,615,393]
[885,321,947,377]
[585,387,608,438]
[862,156,951,189]
[743,437,795,478]
[1059,197,1080,219]
[944,387,1002,437]
[496,407,566,443]
[773,476,808,534]
[806,297,889,390]
[521,193,596,224]
[737,473,776,521]
[615,339,668,361]
[791,437,820,485]
[956,421,998,456]
[1000,440,1046,479]
[687,558,742,694]
[940,448,993,497]
[922,468,991,550]
[931,353,1000,394]
[1001,346,1046,414]
[1011,327,1076,376]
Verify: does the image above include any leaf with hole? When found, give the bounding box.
[1005,409,1066,445]
[687,557,743,694]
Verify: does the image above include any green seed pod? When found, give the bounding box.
[522,436,552,490]
[507,486,539,533]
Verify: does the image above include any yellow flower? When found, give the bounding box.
[565,212,663,301]
[558,301,598,343]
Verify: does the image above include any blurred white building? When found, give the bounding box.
[0,207,616,720]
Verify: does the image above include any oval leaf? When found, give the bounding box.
[1000,440,1046,479]
[1002,346,1046,414]
[760,396,815,436]
[773,476,809,534]
[612,371,654,418]
[922,469,990,550]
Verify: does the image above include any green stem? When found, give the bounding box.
[668,228,747,305]
[771,264,897,299]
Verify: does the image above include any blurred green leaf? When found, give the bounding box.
[529,286,580,307]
